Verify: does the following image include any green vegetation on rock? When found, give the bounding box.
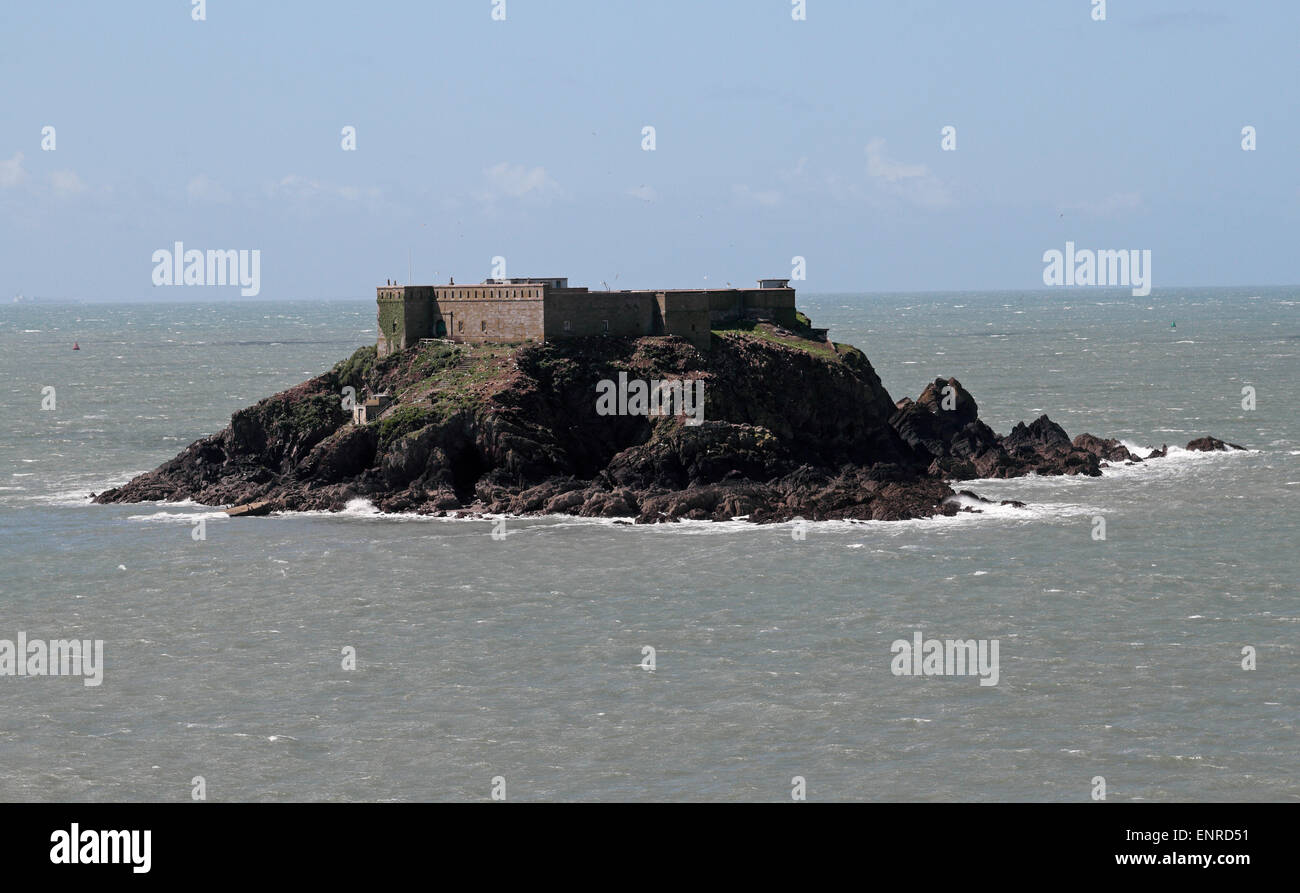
[270,393,343,440]
[334,345,377,393]
[374,405,440,450]
[712,322,841,361]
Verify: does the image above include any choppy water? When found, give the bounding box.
[0,288,1295,801]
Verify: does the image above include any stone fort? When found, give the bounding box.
[376,277,797,356]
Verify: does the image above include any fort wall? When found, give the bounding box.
[656,291,712,350]
[377,279,797,356]
[432,284,544,343]
[377,287,419,357]
[543,290,657,339]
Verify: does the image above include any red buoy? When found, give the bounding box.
[72,342,80,350]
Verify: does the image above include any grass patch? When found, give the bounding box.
[412,344,459,379]
[390,341,516,415]
[712,321,841,360]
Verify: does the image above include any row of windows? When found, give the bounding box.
[440,288,536,300]
[384,288,549,300]
[383,288,539,300]
[391,316,618,339]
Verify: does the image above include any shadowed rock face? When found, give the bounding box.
[93,332,1243,524]
[1072,433,1142,464]
[891,377,1002,476]
[1186,436,1247,452]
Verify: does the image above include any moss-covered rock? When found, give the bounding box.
[374,405,441,451]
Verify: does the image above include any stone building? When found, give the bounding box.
[351,393,392,425]
[376,277,796,357]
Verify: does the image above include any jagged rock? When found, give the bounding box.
[577,487,639,518]
[915,377,979,425]
[1002,415,1072,453]
[1186,436,1246,452]
[1073,433,1140,463]
[890,377,982,460]
[297,424,377,483]
[92,331,1185,525]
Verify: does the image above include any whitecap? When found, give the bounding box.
[127,510,228,523]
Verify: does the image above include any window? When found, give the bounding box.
[602,320,610,334]
[391,320,397,334]
[480,319,487,332]
[563,320,572,332]
[458,320,464,333]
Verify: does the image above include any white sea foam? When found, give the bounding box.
[127,510,229,523]
[24,473,140,506]
[279,499,1082,533]
[338,498,381,517]
[1116,440,1260,465]
[956,443,1255,501]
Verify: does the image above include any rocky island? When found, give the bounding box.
[94,277,1243,523]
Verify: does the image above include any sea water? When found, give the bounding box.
[0,288,1295,801]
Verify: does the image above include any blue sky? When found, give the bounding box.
[2,0,1297,300]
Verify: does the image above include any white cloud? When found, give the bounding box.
[865,138,951,208]
[0,152,26,188]
[733,184,782,207]
[477,162,560,203]
[866,139,929,182]
[627,184,656,202]
[268,174,379,202]
[49,170,86,196]
[187,174,232,203]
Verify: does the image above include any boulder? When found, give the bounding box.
[1186,436,1246,452]
[1072,433,1140,463]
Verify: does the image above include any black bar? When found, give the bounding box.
[2,803,1283,879]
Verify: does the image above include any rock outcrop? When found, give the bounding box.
[1186,436,1247,452]
[93,327,1245,523]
